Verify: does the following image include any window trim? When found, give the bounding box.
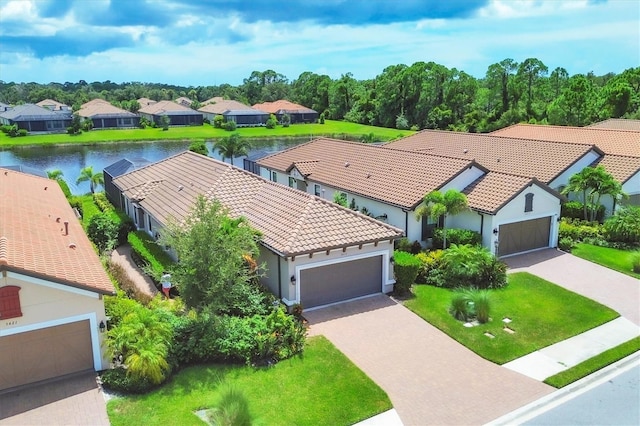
[271,171,277,182]
[524,193,534,212]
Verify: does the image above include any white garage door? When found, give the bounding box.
[300,256,383,308]
[0,320,93,391]
[499,217,551,256]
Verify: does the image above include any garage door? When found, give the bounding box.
[499,216,551,256]
[300,255,382,308]
[0,320,93,391]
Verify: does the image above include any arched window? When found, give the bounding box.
[0,286,23,320]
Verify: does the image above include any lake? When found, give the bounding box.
[0,138,310,194]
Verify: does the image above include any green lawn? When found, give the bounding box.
[404,272,619,364]
[0,120,412,147]
[571,243,640,279]
[544,336,640,388]
[107,336,391,426]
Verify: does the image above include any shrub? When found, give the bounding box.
[319,112,325,124]
[188,140,208,155]
[93,192,113,212]
[559,218,603,243]
[202,117,210,124]
[471,290,491,323]
[449,292,471,321]
[223,120,237,131]
[558,237,575,252]
[266,114,277,129]
[107,261,153,305]
[393,251,421,295]
[440,244,507,289]
[17,128,28,137]
[603,206,640,245]
[104,294,143,328]
[87,213,119,253]
[561,201,605,223]
[100,367,157,394]
[415,250,444,284]
[632,252,640,273]
[213,115,224,128]
[128,231,175,280]
[207,387,254,426]
[68,196,83,216]
[395,237,412,253]
[0,124,13,134]
[56,178,72,198]
[432,228,481,249]
[281,113,291,127]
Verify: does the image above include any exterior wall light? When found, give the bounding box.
[493,228,499,235]
[99,320,106,333]
[290,275,296,285]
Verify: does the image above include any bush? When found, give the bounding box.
[0,124,13,134]
[603,206,640,245]
[106,261,153,305]
[281,113,291,127]
[100,367,157,394]
[93,192,114,213]
[128,231,176,280]
[449,289,491,323]
[395,238,421,254]
[319,112,325,124]
[266,114,277,129]
[439,244,507,289]
[17,128,28,137]
[558,237,575,252]
[432,228,481,249]
[632,252,640,273]
[559,218,603,243]
[68,196,83,216]
[393,251,421,295]
[87,213,119,253]
[189,140,208,155]
[56,178,72,198]
[561,201,605,223]
[213,115,224,128]
[223,120,237,131]
[415,250,444,284]
[449,292,471,321]
[472,290,491,323]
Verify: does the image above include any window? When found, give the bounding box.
[288,177,296,188]
[117,117,133,127]
[0,286,23,320]
[421,215,444,240]
[46,120,65,130]
[271,171,277,182]
[525,193,534,212]
[314,184,321,197]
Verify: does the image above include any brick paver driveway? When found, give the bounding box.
[506,249,640,326]
[0,372,109,426]
[305,296,552,426]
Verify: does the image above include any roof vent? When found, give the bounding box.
[497,158,501,162]
[178,185,184,191]
[68,243,76,249]
[344,162,350,167]
[44,186,48,190]
[463,149,468,154]
[366,173,371,178]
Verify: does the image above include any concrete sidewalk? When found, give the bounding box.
[503,317,640,380]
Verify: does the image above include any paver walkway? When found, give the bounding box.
[506,249,640,325]
[110,243,158,297]
[305,295,552,426]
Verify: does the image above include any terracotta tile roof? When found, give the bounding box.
[198,99,255,115]
[252,100,316,114]
[288,161,320,177]
[137,97,157,107]
[463,172,554,214]
[491,124,639,157]
[138,100,198,115]
[36,99,68,111]
[112,152,403,257]
[387,130,600,184]
[0,170,114,294]
[202,97,224,105]
[175,97,193,106]
[588,119,640,131]
[594,155,640,185]
[258,138,478,209]
[78,99,137,118]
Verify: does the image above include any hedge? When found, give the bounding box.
[128,231,175,280]
[561,201,605,223]
[393,250,421,295]
[432,228,481,249]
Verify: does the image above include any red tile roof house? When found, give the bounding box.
[0,170,115,392]
[77,99,140,129]
[252,100,318,124]
[492,123,640,211]
[138,100,203,127]
[0,103,72,133]
[258,137,574,257]
[110,151,403,310]
[198,99,270,127]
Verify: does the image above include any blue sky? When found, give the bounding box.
[0,0,638,86]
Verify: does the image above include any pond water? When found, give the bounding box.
[0,137,310,194]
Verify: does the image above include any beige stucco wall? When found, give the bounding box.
[0,272,109,371]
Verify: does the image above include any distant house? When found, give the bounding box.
[137,97,157,107]
[198,99,269,126]
[201,96,224,106]
[252,100,318,124]
[103,157,151,208]
[138,100,203,126]
[0,103,72,133]
[77,99,140,129]
[0,102,11,112]
[174,97,193,107]
[588,118,640,131]
[0,170,115,392]
[36,99,71,112]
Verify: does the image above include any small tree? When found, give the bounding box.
[333,191,347,207]
[415,189,468,248]
[562,166,626,221]
[76,165,104,193]
[67,114,83,135]
[213,115,224,128]
[158,115,171,131]
[281,113,291,127]
[266,114,277,129]
[396,112,409,130]
[189,140,208,156]
[213,133,250,164]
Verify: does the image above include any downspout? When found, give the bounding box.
[277,256,282,299]
[404,210,409,237]
[477,211,484,237]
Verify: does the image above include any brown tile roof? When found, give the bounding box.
[113,151,402,257]
[588,119,640,131]
[387,130,600,184]
[198,99,255,115]
[252,100,316,114]
[202,97,224,105]
[78,99,136,118]
[0,170,114,294]
[137,97,157,107]
[491,124,640,157]
[463,172,557,214]
[594,155,640,185]
[175,97,193,106]
[138,100,196,115]
[258,138,479,209]
[36,99,68,111]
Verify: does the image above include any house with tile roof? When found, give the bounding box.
[0,103,72,133]
[257,138,564,257]
[198,99,270,126]
[588,118,640,131]
[491,123,640,209]
[252,100,318,124]
[138,100,203,126]
[174,96,193,107]
[77,99,140,129]
[36,98,71,112]
[137,97,157,107]
[0,170,115,392]
[110,151,403,309]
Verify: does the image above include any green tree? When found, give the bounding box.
[189,140,209,156]
[76,165,104,193]
[46,169,64,180]
[158,115,171,130]
[212,133,250,164]
[562,166,626,221]
[415,189,468,249]
[67,114,83,135]
[159,196,264,314]
[333,191,348,207]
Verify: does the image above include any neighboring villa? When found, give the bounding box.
[252,100,318,123]
[175,96,193,107]
[588,118,640,131]
[0,101,11,112]
[0,103,72,133]
[36,98,71,112]
[77,99,140,129]
[108,151,403,309]
[138,100,203,126]
[137,97,157,107]
[257,137,565,257]
[198,98,270,126]
[0,169,115,392]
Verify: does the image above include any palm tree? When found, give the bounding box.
[46,169,64,181]
[76,166,104,193]
[213,133,251,165]
[562,166,627,221]
[562,167,595,220]
[415,189,468,249]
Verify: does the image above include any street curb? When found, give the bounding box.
[485,351,640,425]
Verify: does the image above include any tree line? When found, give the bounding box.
[1,59,638,132]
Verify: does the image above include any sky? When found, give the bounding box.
[0,0,638,86]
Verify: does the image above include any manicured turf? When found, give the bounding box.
[404,272,619,364]
[0,120,412,147]
[544,336,640,388]
[571,243,640,279]
[107,336,391,426]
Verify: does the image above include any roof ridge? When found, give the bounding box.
[0,236,7,265]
